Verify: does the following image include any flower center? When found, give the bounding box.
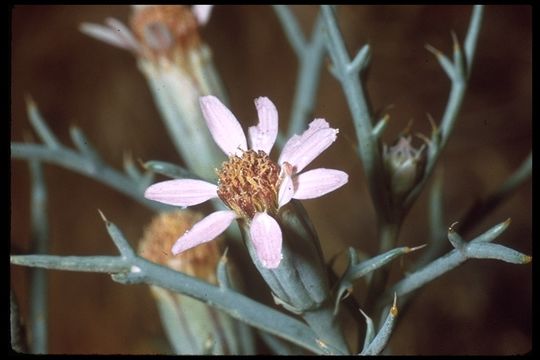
[131,5,200,59]
[216,150,280,219]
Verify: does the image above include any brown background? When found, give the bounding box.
[11,5,531,354]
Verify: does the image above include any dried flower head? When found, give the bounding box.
[80,5,212,62]
[130,5,201,62]
[138,210,252,354]
[138,210,223,283]
[80,5,225,181]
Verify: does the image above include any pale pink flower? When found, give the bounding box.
[144,96,348,269]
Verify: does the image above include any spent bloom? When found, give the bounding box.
[138,210,255,354]
[80,5,213,61]
[138,210,223,282]
[81,5,227,180]
[144,96,348,269]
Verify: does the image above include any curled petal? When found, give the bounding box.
[199,96,247,156]
[144,179,218,206]
[292,168,349,200]
[279,119,330,161]
[248,97,279,154]
[250,212,283,269]
[279,118,338,173]
[80,22,138,52]
[172,210,236,254]
[192,5,214,26]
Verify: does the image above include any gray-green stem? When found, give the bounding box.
[302,303,350,354]
[364,222,401,315]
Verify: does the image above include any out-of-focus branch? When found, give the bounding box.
[11,98,166,212]
[273,6,327,145]
[28,160,48,354]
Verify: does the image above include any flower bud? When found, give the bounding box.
[138,210,254,355]
[383,136,426,198]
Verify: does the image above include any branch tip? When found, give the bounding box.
[137,158,147,169]
[390,293,398,317]
[425,43,442,57]
[97,209,108,223]
[450,30,460,51]
[407,244,427,253]
[448,221,459,233]
[342,287,352,301]
[24,93,36,109]
[220,247,230,265]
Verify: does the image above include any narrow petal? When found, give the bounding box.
[192,5,214,26]
[250,212,283,269]
[199,96,247,156]
[248,97,279,154]
[292,168,349,200]
[277,163,294,208]
[172,210,236,254]
[144,179,218,206]
[278,118,338,173]
[80,22,137,52]
[104,18,141,53]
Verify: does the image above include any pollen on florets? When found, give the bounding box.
[217,149,281,219]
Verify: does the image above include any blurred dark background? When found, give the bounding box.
[11,5,531,354]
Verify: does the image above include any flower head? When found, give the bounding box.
[383,135,427,197]
[138,210,254,354]
[138,210,222,283]
[144,96,348,269]
[80,5,226,181]
[80,5,213,62]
